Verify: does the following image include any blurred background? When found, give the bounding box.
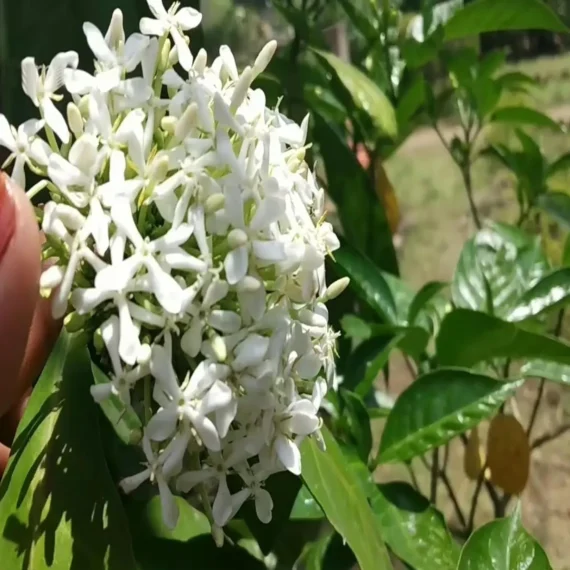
[4,0,570,566]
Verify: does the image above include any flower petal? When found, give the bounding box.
[176,7,202,30]
[188,410,220,451]
[119,468,151,494]
[146,408,179,441]
[83,22,115,63]
[254,489,273,524]
[21,58,39,105]
[224,246,248,285]
[157,476,179,530]
[41,97,69,144]
[176,468,215,493]
[0,115,16,151]
[275,435,301,475]
[212,476,233,527]
[207,310,241,334]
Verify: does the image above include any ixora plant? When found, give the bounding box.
[3,0,570,569]
[0,0,345,537]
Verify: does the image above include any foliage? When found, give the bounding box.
[2,0,570,568]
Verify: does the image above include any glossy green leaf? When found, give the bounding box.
[437,309,570,367]
[444,0,568,41]
[355,333,406,398]
[125,496,210,542]
[334,242,397,324]
[314,117,399,273]
[520,360,570,385]
[291,486,325,520]
[452,224,548,318]
[297,531,334,570]
[489,107,563,131]
[336,0,377,43]
[538,192,570,230]
[301,426,392,570]
[408,281,448,326]
[382,271,414,324]
[457,503,552,569]
[378,368,522,463]
[341,390,373,462]
[91,362,143,445]
[507,268,570,321]
[371,482,460,570]
[0,333,138,569]
[547,152,570,178]
[313,50,397,138]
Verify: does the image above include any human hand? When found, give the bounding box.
[0,173,60,475]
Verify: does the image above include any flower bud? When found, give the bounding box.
[137,343,152,365]
[230,66,253,111]
[161,116,177,134]
[161,38,172,69]
[228,228,248,249]
[64,311,87,333]
[150,155,169,183]
[105,9,125,48]
[193,48,208,74]
[78,95,90,117]
[211,335,227,362]
[321,277,350,301]
[175,102,198,141]
[204,193,225,214]
[252,40,277,79]
[67,102,83,138]
[40,265,64,290]
[212,525,225,548]
[298,308,327,328]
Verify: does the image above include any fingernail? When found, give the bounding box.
[0,173,17,263]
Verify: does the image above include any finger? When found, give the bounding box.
[0,442,9,476]
[0,173,41,417]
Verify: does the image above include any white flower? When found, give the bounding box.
[146,344,233,451]
[140,0,202,71]
[0,115,51,188]
[119,436,179,529]
[21,52,78,143]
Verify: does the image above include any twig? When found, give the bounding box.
[467,463,488,534]
[532,423,570,450]
[406,462,421,492]
[526,379,545,437]
[404,356,417,380]
[430,448,439,504]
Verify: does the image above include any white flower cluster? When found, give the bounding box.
[0,0,347,532]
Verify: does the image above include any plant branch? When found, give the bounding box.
[532,423,570,450]
[430,448,439,504]
[460,161,482,229]
[467,463,488,534]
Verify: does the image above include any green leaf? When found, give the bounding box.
[383,271,415,324]
[291,486,325,520]
[0,332,138,569]
[378,368,522,463]
[371,482,460,570]
[355,333,406,399]
[507,268,570,321]
[547,152,570,178]
[537,192,570,230]
[301,426,392,570]
[313,50,397,138]
[397,75,427,126]
[437,309,570,368]
[489,107,563,131]
[408,281,448,326]
[125,496,210,542]
[444,0,568,41]
[334,241,397,324]
[336,0,377,43]
[91,362,143,445]
[520,360,570,385]
[313,118,399,274]
[457,503,552,569]
[341,390,373,462]
[452,224,548,318]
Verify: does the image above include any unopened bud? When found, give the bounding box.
[193,48,208,74]
[137,343,152,365]
[204,193,225,214]
[228,228,248,249]
[175,102,198,141]
[78,95,90,117]
[150,155,169,182]
[253,40,277,78]
[161,38,172,69]
[322,277,350,301]
[105,9,125,47]
[64,312,87,333]
[298,308,327,328]
[161,116,177,134]
[94,328,104,352]
[230,66,253,111]
[40,265,64,290]
[211,335,227,362]
[67,102,83,138]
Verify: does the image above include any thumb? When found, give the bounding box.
[0,173,42,417]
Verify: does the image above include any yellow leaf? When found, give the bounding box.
[464,427,486,481]
[487,414,530,495]
[374,158,400,235]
